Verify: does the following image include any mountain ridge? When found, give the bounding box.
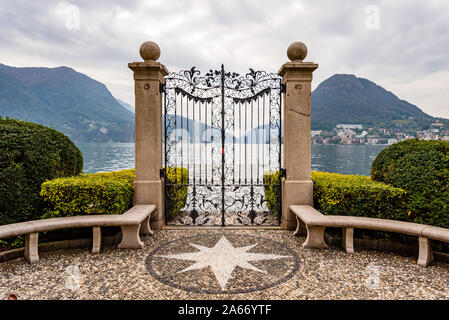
[311,74,448,131]
[0,63,134,143]
[117,99,135,113]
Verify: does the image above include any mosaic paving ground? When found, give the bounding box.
[1,229,449,300]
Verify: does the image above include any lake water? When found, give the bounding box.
[76,143,387,176]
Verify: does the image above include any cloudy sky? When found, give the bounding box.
[1,0,448,118]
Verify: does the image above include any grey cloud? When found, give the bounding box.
[0,0,448,117]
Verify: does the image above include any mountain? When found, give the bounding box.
[0,63,134,143]
[117,99,134,113]
[164,114,235,143]
[311,74,448,131]
[238,123,282,144]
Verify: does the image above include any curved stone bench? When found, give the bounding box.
[0,204,155,264]
[291,205,449,267]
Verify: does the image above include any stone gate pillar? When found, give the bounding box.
[278,42,318,233]
[129,41,168,230]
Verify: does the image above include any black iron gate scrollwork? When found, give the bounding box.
[162,65,283,226]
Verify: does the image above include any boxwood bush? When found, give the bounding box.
[0,117,83,225]
[40,169,135,218]
[164,167,189,217]
[311,171,408,220]
[40,168,188,219]
[263,171,408,221]
[371,138,449,229]
[263,171,281,220]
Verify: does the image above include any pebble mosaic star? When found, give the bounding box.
[156,236,290,291]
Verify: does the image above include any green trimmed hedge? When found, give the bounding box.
[40,168,188,219]
[0,117,83,225]
[371,139,449,229]
[311,171,408,220]
[263,171,408,221]
[164,167,189,217]
[40,169,135,218]
[263,171,281,220]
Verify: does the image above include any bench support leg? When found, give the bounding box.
[342,227,354,253]
[118,225,144,249]
[418,237,433,267]
[293,216,304,237]
[139,215,153,236]
[92,227,102,254]
[303,225,328,249]
[25,232,39,264]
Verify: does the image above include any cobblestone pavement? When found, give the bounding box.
[1,229,448,300]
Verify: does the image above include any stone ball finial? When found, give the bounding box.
[139,41,161,62]
[287,41,308,62]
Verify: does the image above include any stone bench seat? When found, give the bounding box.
[290,205,449,267]
[0,204,156,264]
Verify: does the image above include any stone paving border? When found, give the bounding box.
[145,234,299,294]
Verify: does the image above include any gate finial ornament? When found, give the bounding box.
[287,41,308,62]
[139,41,161,62]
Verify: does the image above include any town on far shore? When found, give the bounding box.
[312,120,449,145]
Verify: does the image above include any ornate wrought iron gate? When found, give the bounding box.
[162,65,283,226]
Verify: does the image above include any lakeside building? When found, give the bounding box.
[336,124,364,130]
[311,124,449,145]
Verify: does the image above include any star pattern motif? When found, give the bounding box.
[156,236,290,291]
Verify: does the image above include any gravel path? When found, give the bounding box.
[1,229,448,300]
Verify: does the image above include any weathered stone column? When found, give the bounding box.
[278,42,318,232]
[128,41,168,230]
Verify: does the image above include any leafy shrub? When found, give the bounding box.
[164,167,189,217]
[263,171,281,220]
[0,117,83,225]
[40,169,135,218]
[40,168,188,219]
[312,172,412,244]
[371,139,449,229]
[263,171,408,222]
[312,171,408,220]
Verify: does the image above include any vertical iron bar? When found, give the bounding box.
[221,64,225,226]
[199,100,202,185]
[269,90,271,174]
[263,94,265,180]
[187,97,189,185]
[180,95,183,185]
[192,98,197,216]
[251,99,253,186]
[233,100,235,185]
[257,96,260,185]
[278,84,282,170]
[239,102,242,186]
[250,99,254,215]
[245,101,247,185]
[205,101,208,185]
[211,99,213,186]
[278,79,283,225]
[192,100,195,184]
[163,80,167,225]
